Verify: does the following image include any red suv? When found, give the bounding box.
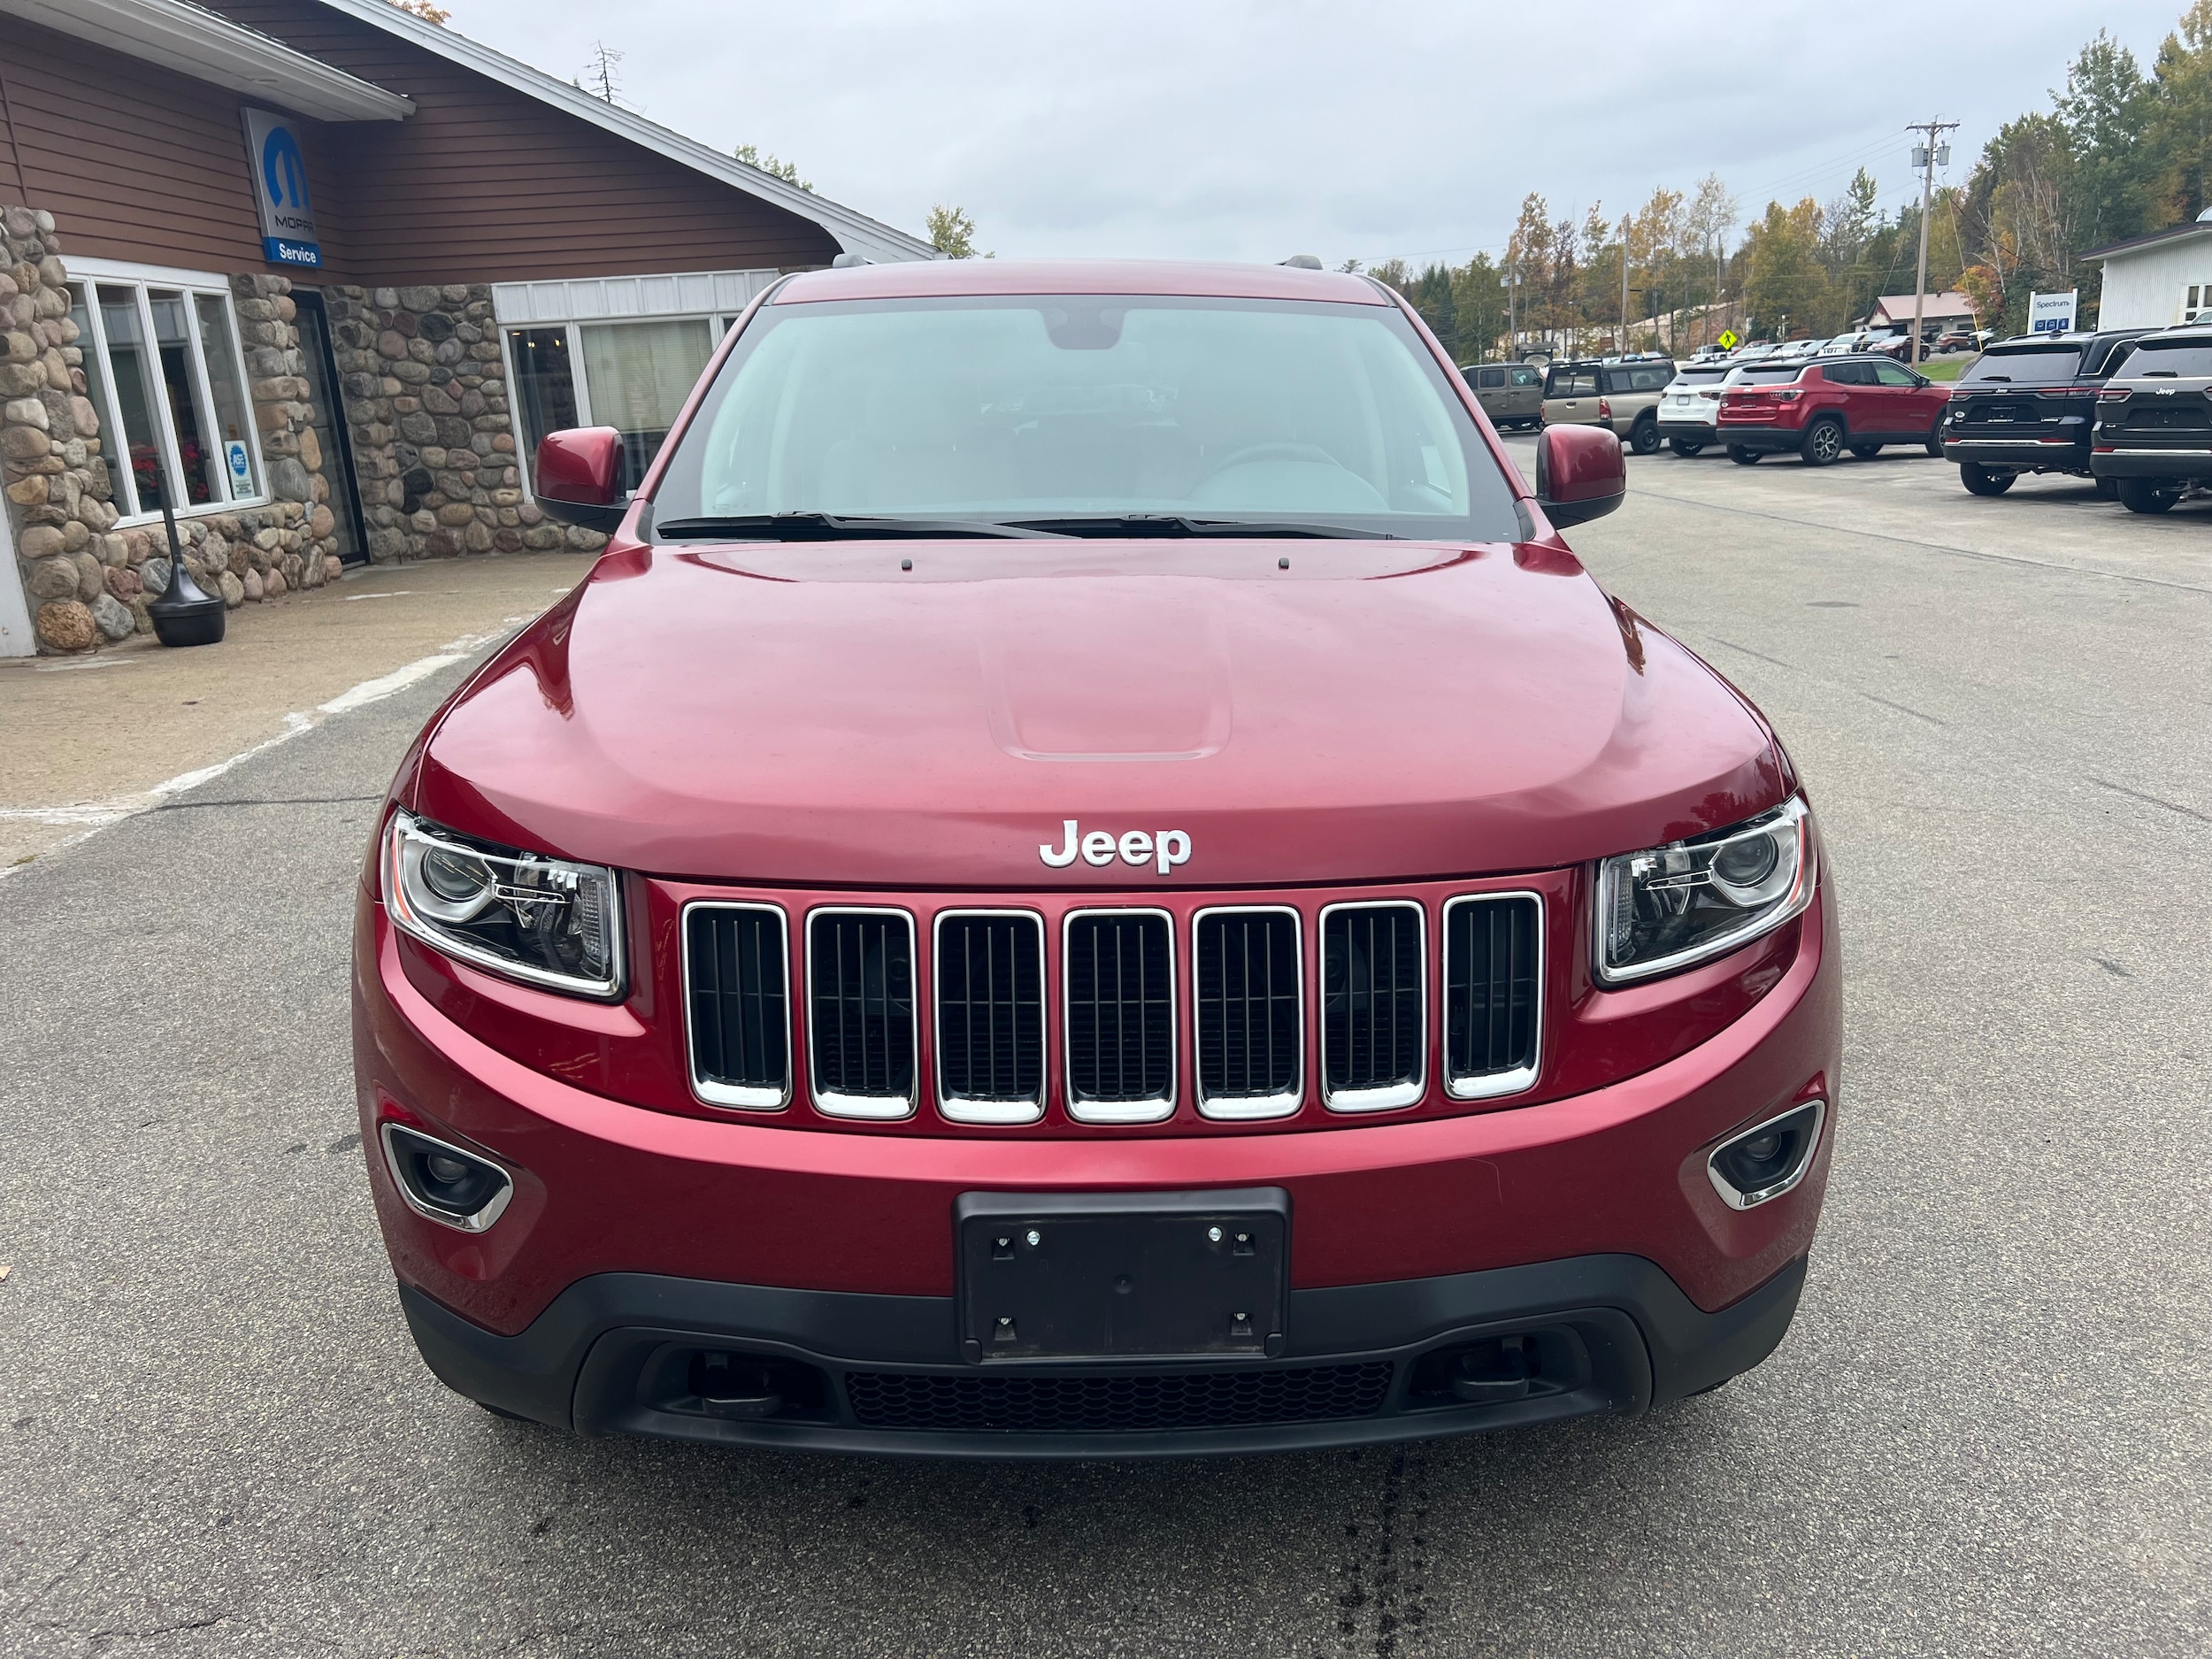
[1719,356,1952,465]
[356,260,1838,1457]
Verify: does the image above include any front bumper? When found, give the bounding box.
[1717,426,1806,454]
[1942,435,2088,472]
[399,1251,1809,1458]
[2090,444,2212,480]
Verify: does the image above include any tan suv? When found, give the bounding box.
[1541,356,1677,455]
[1461,361,1544,430]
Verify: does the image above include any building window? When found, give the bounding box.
[504,312,741,497]
[71,276,264,519]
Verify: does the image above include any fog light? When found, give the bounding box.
[1708,1100,1825,1210]
[380,1124,514,1232]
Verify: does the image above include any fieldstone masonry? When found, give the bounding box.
[325,283,602,561]
[3,204,600,654]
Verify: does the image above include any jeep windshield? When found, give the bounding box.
[649,294,1524,541]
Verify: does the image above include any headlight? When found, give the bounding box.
[382,810,625,998]
[1595,798,1815,985]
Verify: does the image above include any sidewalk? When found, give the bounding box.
[0,553,587,867]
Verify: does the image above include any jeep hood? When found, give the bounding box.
[411,539,1789,887]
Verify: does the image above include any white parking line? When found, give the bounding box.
[0,613,534,874]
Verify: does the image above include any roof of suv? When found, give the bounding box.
[774,258,1387,305]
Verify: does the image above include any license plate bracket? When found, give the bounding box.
[955,1189,1289,1363]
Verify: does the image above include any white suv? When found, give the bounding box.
[1655,363,1742,456]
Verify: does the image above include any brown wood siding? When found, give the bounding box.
[0,15,309,274]
[204,1,841,284]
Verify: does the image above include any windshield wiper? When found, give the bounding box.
[1003,513,1402,540]
[653,512,1072,541]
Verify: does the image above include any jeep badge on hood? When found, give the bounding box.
[1040,820,1192,874]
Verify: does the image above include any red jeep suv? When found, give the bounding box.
[355,260,1839,1457]
[1719,356,1951,465]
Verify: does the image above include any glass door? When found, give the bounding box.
[290,289,366,565]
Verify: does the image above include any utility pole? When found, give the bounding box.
[1506,263,1518,360]
[1619,214,1631,352]
[1906,118,1958,367]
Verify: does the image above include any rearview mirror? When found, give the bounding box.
[1533,424,1625,528]
[534,427,627,531]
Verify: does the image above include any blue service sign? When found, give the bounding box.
[225,441,252,490]
[242,108,322,269]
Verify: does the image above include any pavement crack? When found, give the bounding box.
[1706,636,1796,670]
[1858,691,1947,726]
[2090,776,2212,824]
[150,794,383,813]
[2093,956,2131,978]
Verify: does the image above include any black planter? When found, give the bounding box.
[145,481,226,648]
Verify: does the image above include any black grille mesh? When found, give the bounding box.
[936,914,1044,1102]
[808,912,915,1100]
[845,1363,1394,1432]
[1322,905,1424,1095]
[687,907,788,1094]
[1064,912,1172,1103]
[1444,895,1540,1084]
[1194,910,1300,1102]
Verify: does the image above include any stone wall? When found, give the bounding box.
[1,205,130,653]
[325,283,599,562]
[0,205,349,654]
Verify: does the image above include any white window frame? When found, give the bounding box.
[492,267,778,505]
[65,256,271,526]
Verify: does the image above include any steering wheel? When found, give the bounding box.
[1195,442,1342,485]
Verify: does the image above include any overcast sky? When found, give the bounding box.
[446,0,2185,265]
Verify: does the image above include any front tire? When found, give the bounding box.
[1629,416,1662,456]
[2118,477,2181,514]
[1728,446,1761,465]
[1801,419,1845,466]
[1670,437,1706,457]
[1960,462,2016,496]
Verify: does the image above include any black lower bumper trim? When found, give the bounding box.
[1943,438,2087,472]
[397,1254,1807,1459]
[2090,449,2212,480]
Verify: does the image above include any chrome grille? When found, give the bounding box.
[934,911,1046,1124]
[806,909,917,1118]
[1064,910,1174,1122]
[1320,902,1425,1111]
[1194,908,1302,1118]
[685,904,790,1110]
[1442,894,1541,1099]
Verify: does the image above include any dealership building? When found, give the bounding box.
[0,0,931,655]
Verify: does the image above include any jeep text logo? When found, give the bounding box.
[1040,820,1191,875]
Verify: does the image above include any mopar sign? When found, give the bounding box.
[2028,289,2078,334]
[241,108,322,269]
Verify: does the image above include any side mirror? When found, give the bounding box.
[534,426,627,531]
[1533,424,1625,528]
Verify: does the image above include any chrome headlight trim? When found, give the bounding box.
[382,809,626,1000]
[1594,797,1816,987]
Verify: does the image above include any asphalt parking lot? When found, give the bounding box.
[3,442,2207,1657]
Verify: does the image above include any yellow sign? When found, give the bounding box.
[1717,329,1740,349]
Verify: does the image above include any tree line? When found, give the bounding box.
[1374,3,2212,360]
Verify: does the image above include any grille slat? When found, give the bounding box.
[1443,895,1542,1098]
[1194,909,1301,1117]
[1321,903,1425,1110]
[808,910,916,1116]
[1064,911,1174,1120]
[685,905,790,1109]
[936,912,1045,1121]
[845,1363,1393,1432]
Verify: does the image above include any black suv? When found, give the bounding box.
[2089,327,2212,513]
[1940,330,2149,497]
